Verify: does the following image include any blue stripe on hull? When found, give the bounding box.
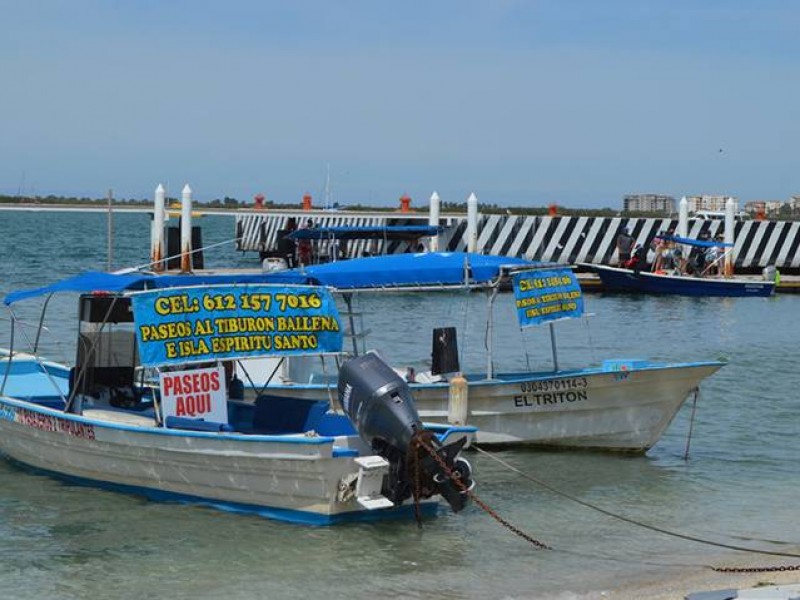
[593,267,775,297]
[4,457,439,526]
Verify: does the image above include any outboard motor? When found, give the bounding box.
[338,352,474,512]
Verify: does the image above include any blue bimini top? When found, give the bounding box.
[3,271,306,305]
[287,225,444,241]
[3,252,541,304]
[662,235,733,249]
[291,252,538,290]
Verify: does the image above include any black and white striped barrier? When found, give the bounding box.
[236,213,800,274]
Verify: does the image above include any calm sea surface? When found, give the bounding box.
[0,211,798,599]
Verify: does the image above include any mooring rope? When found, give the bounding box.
[121,236,243,273]
[474,446,800,563]
[683,387,699,461]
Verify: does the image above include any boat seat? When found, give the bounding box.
[252,395,329,434]
[227,400,257,433]
[413,371,443,384]
[314,412,357,436]
[165,416,234,433]
[81,408,157,427]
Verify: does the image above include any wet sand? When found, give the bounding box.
[606,567,799,600]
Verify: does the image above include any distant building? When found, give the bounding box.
[623,194,675,214]
[686,195,736,213]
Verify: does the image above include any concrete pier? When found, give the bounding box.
[576,272,800,294]
[236,211,800,276]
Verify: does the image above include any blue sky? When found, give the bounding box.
[1,1,798,208]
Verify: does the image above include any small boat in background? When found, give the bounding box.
[581,233,776,297]
[0,274,475,524]
[583,263,775,297]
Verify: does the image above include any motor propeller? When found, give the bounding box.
[338,352,474,512]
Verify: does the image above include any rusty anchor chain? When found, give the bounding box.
[410,433,551,550]
[711,564,800,574]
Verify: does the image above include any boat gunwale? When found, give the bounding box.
[264,360,726,391]
[0,395,341,445]
[0,393,476,444]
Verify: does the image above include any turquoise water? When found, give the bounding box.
[0,211,798,599]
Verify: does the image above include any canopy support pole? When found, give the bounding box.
[485,286,499,380]
[343,293,359,357]
[2,306,68,405]
[65,296,121,414]
[33,293,54,354]
[549,322,559,372]
[0,311,15,396]
[254,357,285,398]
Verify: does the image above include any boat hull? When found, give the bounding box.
[265,362,724,452]
[0,395,441,524]
[587,264,775,297]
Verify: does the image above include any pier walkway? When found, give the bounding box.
[576,272,798,294]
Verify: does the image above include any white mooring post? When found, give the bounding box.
[428,191,440,252]
[677,196,689,261]
[151,184,166,272]
[678,196,689,239]
[467,192,479,253]
[724,196,736,277]
[180,184,193,273]
[447,372,468,425]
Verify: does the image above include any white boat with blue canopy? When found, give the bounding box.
[250,252,725,452]
[0,272,476,524]
[279,251,531,290]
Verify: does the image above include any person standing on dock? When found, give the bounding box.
[276,217,298,268]
[615,227,634,266]
[297,218,315,266]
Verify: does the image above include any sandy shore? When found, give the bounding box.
[605,567,800,600]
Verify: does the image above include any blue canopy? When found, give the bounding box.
[662,235,733,249]
[3,253,538,304]
[291,252,537,290]
[288,225,443,241]
[3,271,306,306]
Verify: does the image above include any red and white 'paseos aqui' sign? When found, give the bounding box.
[159,366,228,424]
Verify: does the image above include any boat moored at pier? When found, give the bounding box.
[582,234,776,297]
[0,273,475,524]
[584,263,775,297]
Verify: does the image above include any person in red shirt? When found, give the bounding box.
[297,219,315,266]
